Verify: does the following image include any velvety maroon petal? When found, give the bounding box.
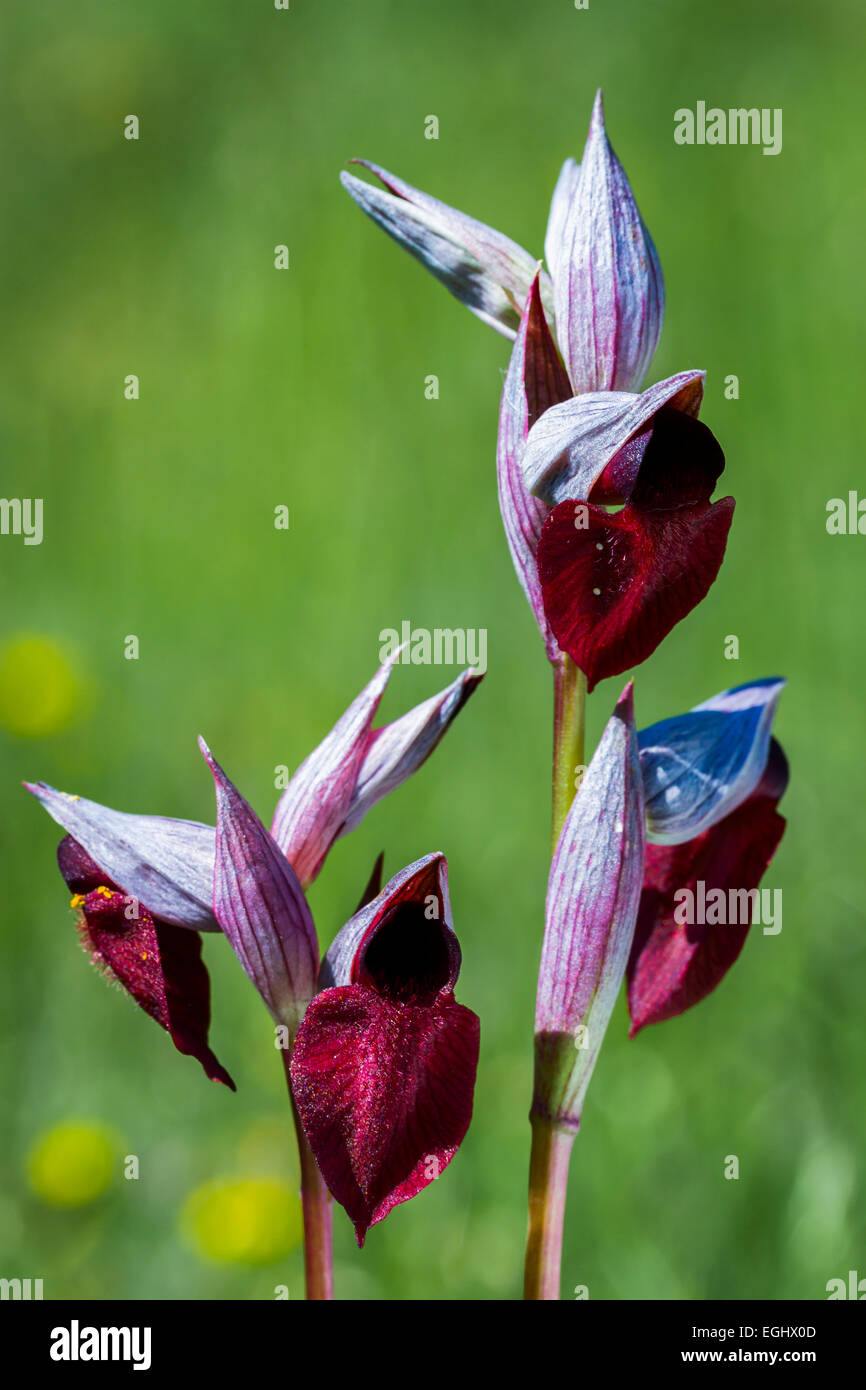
[59,837,235,1087]
[538,495,734,692]
[290,983,479,1245]
[627,794,786,1035]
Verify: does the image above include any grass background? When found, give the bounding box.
[1,0,863,1300]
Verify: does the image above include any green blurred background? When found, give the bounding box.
[1,0,863,1301]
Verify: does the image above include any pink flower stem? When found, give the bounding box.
[524,1117,577,1299]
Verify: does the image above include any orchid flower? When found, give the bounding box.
[504,283,733,688]
[25,659,479,1077]
[526,679,788,1295]
[26,660,482,1297]
[343,94,733,688]
[628,678,788,1033]
[199,748,479,1251]
[291,853,480,1245]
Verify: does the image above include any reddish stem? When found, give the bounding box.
[281,1049,334,1300]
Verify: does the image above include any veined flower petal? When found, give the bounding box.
[533,684,645,1129]
[640,678,786,844]
[25,783,218,931]
[201,740,318,1034]
[544,157,580,288]
[553,91,664,394]
[341,161,552,337]
[497,274,572,659]
[292,853,479,1244]
[537,493,735,693]
[58,837,234,1087]
[270,658,394,883]
[340,669,483,836]
[523,370,705,506]
[291,985,479,1246]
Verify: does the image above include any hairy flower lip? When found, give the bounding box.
[535,386,733,691]
[291,984,480,1246]
[57,835,234,1088]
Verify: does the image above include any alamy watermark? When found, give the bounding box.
[1,1277,43,1299]
[674,880,782,935]
[50,1320,151,1370]
[674,103,782,156]
[0,498,43,545]
[379,621,487,674]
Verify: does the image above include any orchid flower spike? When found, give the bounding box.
[291,853,480,1245]
[342,98,732,676]
[25,661,480,1082]
[628,678,789,1033]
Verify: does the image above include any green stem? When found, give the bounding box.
[524,1116,576,1300]
[524,654,587,1300]
[281,1049,334,1300]
[551,654,587,851]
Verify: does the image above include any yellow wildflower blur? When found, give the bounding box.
[182,1177,302,1266]
[0,634,89,738]
[27,1120,118,1207]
